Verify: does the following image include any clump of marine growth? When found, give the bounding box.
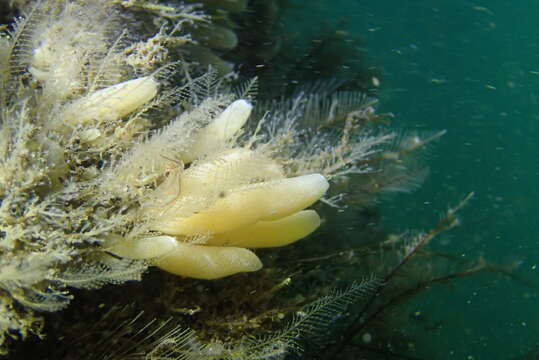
[0,0,403,352]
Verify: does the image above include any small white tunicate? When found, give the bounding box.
[59,76,158,129]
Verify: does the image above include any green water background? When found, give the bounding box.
[284,1,539,358]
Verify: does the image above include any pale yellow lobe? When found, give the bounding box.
[207,210,321,248]
[154,242,262,279]
[153,173,329,235]
[182,99,252,162]
[60,76,158,127]
[141,148,285,221]
[106,235,177,260]
[103,95,330,279]
[180,148,284,197]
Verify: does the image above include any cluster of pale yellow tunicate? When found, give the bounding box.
[26,12,328,280]
[22,0,329,281]
[107,97,329,279]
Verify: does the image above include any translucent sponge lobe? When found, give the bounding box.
[182,99,253,162]
[60,76,158,127]
[153,243,262,279]
[207,210,321,248]
[153,173,329,235]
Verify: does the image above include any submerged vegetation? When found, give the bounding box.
[0,1,530,359]
[0,0,422,354]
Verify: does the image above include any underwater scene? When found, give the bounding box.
[0,0,537,359]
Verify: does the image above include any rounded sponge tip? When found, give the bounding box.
[207,210,321,248]
[154,243,262,279]
[60,76,158,127]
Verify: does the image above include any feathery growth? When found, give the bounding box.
[0,0,436,355]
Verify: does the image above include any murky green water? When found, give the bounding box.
[285,1,539,358]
